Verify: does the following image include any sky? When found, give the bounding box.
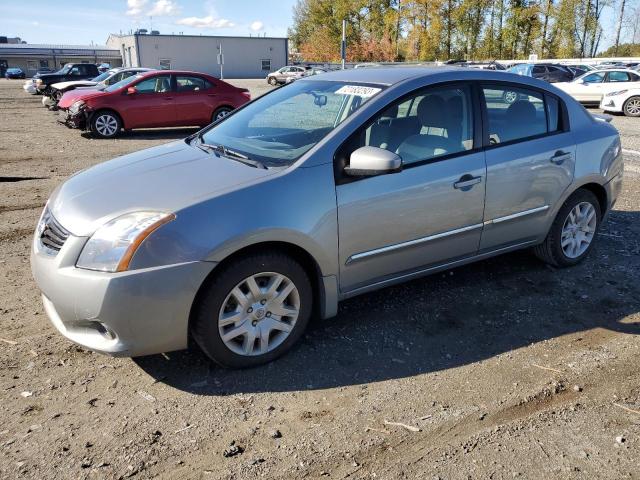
[0,0,297,45]
[0,0,633,52]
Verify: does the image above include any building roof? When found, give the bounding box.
[0,43,117,51]
[107,33,287,41]
[0,43,120,58]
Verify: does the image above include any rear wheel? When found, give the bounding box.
[192,252,312,368]
[90,111,121,138]
[623,96,640,117]
[212,106,233,123]
[534,189,601,267]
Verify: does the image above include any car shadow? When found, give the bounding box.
[134,209,640,395]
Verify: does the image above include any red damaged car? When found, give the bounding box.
[58,70,251,138]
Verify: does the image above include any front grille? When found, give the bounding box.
[39,209,70,253]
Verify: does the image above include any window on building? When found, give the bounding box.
[39,60,49,68]
[159,59,171,70]
[261,59,271,71]
[26,60,38,72]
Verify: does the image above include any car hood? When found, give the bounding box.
[48,140,277,236]
[52,80,98,90]
[58,89,108,109]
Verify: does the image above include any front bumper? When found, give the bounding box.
[600,97,623,113]
[30,227,215,357]
[59,109,88,130]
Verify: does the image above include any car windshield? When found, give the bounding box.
[92,71,111,82]
[104,74,142,93]
[199,80,384,167]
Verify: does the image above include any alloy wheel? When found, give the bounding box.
[624,97,640,116]
[218,272,300,356]
[560,202,597,259]
[216,109,231,121]
[95,114,118,137]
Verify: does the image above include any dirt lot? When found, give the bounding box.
[1,78,639,480]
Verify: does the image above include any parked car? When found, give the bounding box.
[97,63,111,73]
[508,63,574,83]
[58,70,251,138]
[555,69,640,106]
[42,67,155,109]
[5,67,26,79]
[31,67,623,367]
[33,63,100,96]
[266,66,311,85]
[600,86,640,116]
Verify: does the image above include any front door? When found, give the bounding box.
[336,84,486,293]
[122,74,175,129]
[479,84,576,252]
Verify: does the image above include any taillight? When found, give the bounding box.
[241,91,251,100]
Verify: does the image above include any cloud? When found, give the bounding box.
[126,0,148,16]
[175,15,234,29]
[148,0,180,16]
[250,21,264,32]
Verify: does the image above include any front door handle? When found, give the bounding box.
[453,174,482,190]
[164,97,174,100]
[550,150,572,164]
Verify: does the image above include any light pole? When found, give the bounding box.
[341,19,346,69]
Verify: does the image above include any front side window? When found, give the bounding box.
[582,72,605,83]
[134,75,171,94]
[199,80,384,167]
[532,65,546,75]
[482,86,551,144]
[354,85,474,166]
[607,71,631,82]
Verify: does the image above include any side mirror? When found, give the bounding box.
[126,86,137,95]
[344,146,402,177]
[314,94,327,107]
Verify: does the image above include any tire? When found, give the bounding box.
[90,110,121,138]
[192,252,313,368]
[212,106,233,123]
[268,76,278,86]
[533,189,601,267]
[622,96,640,117]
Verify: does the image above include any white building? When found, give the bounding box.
[106,33,288,79]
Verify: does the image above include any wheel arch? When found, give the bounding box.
[90,108,125,129]
[188,240,336,341]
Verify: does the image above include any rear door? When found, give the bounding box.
[120,74,175,128]
[479,83,575,252]
[173,75,215,126]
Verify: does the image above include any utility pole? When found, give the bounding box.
[218,43,224,79]
[341,19,346,69]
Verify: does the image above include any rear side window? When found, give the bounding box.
[176,76,211,92]
[607,71,631,82]
[482,86,550,144]
[532,65,546,75]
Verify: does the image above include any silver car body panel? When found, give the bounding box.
[31,67,623,357]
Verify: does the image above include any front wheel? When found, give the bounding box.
[192,252,312,368]
[623,96,640,117]
[268,76,278,86]
[90,111,121,138]
[533,189,601,267]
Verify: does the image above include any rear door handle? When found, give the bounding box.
[454,174,482,190]
[164,97,174,100]
[208,93,217,97]
[550,150,572,164]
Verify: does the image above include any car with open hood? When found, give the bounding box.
[32,67,623,368]
[58,70,251,138]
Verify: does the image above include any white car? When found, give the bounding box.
[600,86,640,117]
[555,69,640,105]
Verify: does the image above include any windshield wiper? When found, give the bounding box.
[196,134,267,169]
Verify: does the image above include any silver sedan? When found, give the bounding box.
[31,67,624,368]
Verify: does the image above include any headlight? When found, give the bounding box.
[605,90,628,97]
[76,211,175,272]
[35,78,42,85]
[69,100,85,115]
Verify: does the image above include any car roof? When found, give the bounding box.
[136,69,215,77]
[582,68,639,74]
[298,66,545,87]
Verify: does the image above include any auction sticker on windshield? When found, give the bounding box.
[335,85,382,97]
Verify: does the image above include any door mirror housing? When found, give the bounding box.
[344,146,402,177]
[126,86,137,95]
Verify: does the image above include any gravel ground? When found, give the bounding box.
[1,78,639,480]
